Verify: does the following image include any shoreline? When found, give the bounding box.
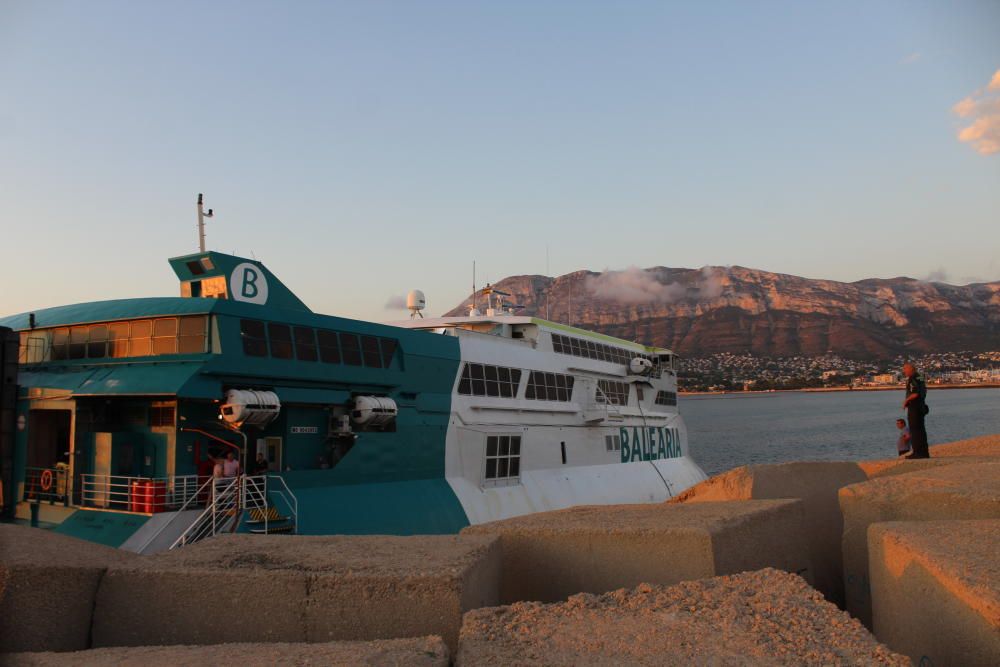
[680,383,1000,396]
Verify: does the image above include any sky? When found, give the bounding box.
[1,0,998,323]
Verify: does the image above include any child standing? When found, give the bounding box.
[896,418,911,457]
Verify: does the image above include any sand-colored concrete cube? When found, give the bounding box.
[869,520,1000,666]
[92,534,499,652]
[0,523,136,653]
[930,434,1000,458]
[669,461,867,605]
[3,636,450,666]
[457,568,908,665]
[840,462,1000,628]
[462,499,810,604]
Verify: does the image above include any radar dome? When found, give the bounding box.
[407,290,426,315]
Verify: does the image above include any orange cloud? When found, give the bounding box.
[953,69,1000,155]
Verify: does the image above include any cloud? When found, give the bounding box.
[922,268,950,283]
[384,295,407,309]
[900,52,921,65]
[953,69,1000,155]
[585,266,726,304]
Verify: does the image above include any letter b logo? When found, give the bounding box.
[230,262,269,304]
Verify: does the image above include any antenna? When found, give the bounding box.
[197,193,215,253]
[473,261,476,312]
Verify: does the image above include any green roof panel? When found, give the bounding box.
[17,361,220,399]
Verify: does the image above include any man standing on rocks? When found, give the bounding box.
[902,363,930,459]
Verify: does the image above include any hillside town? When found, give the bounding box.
[678,350,1000,393]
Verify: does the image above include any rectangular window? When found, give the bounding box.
[69,326,88,359]
[380,338,398,368]
[268,323,293,359]
[317,329,341,363]
[87,324,108,358]
[361,335,382,368]
[149,405,176,427]
[340,333,363,366]
[240,319,268,357]
[597,380,629,406]
[655,390,677,407]
[293,326,318,362]
[50,327,69,360]
[484,435,521,483]
[178,315,208,354]
[525,371,574,402]
[108,321,130,357]
[458,363,521,397]
[152,318,178,355]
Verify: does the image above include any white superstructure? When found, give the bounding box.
[391,309,707,525]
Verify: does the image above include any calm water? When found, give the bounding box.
[682,387,1000,477]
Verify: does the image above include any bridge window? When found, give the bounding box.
[152,318,178,355]
[178,316,208,354]
[293,326,318,362]
[87,324,108,358]
[551,333,663,377]
[525,371,575,402]
[317,329,341,363]
[240,319,268,357]
[380,338,398,367]
[340,333,363,366]
[655,390,677,406]
[484,435,521,483]
[267,323,293,359]
[20,316,210,363]
[597,380,629,406]
[361,335,382,368]
[130,319,153,356]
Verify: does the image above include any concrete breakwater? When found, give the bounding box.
[2,434,998,665]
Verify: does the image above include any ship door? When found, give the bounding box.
[27,410,72,469]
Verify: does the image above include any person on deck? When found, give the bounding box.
[252,452,270,476]
[222,451,241,477]
[902,363,930,459]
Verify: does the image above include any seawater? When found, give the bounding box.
[683,387,1000,477]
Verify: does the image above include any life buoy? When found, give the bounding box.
[40,469,54,492]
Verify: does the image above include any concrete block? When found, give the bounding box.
[870,520,1000,667]
[456,568,908,665]
[92,534,500,652]
[3,636,450,666]
[669,461,867,605]
[0,524,136,653]
[930,433,1000,458]
[462,499,811,604]
[839,462,1000,628]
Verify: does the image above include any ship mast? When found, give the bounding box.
[197,193,214,253]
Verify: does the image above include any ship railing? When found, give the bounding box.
[21,466,71,505]
[129,475,217,554]
[170,476,242,549]
[78,474,201,513]
[264,474,298,534]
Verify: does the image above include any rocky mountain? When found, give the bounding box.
[445,266,1000,359]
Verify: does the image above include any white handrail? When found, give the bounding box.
[131,475,216,553]
[170,476,240,550]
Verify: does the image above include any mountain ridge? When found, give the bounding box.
[444,265,1000,359]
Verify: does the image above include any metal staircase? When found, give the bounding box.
[169,475,298,550]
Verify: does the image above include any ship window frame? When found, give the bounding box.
[361,335,383,368]
[597,379,629,406]
[458,363,521,398]
[317,328,341,364]
[340,332,363,366]
[483,434,521,486]
[655,390,677,407]
[267,322,294,360]
[240,319,268,357]
[293,326,318,362]
[525,370,575,402]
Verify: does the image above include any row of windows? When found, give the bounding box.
[240,319,398,369]
[485,435,521,481]
[458,363,523,398]
[597,380,629,406]
[19,316,209,363]
[525,371,575,402]
[655,390,678,406]
[550,333,670,378]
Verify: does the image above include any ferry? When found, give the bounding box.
[0,207,706,551]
